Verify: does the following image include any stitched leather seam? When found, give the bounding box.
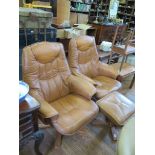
[30,45,43,98]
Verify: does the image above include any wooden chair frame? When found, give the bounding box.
[108,26,135,88]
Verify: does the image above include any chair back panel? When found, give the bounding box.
[22,42,71,102]
[68,36,99,78]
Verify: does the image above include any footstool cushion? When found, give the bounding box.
[96,91,135,125]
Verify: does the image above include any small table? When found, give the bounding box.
[19,94,44,155]
[97,45,119,63]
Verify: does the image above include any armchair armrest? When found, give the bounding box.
[97,61,119,79]
[71,68,100,86]
[67,75,96,100]
[30,90,58,120]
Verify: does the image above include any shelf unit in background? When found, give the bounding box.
[88,0,135,30]
[53,0,135,30]
[70,0,92,14]
[70,0,93,25]
[88,0,110,22]
[117,0,135,30]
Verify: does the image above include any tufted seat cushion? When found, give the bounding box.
[97,91,135,125]
[50,94,99,135]
[92,76,121,99]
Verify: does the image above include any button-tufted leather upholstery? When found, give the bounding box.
[96,91,135,125]
[68,35,122,99]
[22,42,99,135]
[50,94,98,135]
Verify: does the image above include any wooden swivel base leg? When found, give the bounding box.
[109,123,118,141]
[54,131,62,149]
[33,130,44,155]
[44,119,63,149]
[91,118,108,126]
[91,118,118,141]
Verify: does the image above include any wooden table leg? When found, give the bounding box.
[110,125,118,141]
[33,130,44,155]
[125,55,128,62]
[129,74,135,89]
[119,56,125,72]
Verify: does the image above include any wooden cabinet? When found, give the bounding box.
[91,23,127,45]
[19,94,44,155]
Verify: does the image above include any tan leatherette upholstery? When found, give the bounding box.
[68,35,122,99]
[96,91,135,126]
[22,42,99,135]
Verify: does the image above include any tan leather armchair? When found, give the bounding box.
[68,35,122,99]
[22,42,99,148]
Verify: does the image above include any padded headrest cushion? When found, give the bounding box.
[76,36,94,51]
[31,42,61,64]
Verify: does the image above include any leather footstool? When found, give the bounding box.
[96,91,135,126]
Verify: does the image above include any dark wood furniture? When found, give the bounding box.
[19,94,44,155]
[91,23,127,45]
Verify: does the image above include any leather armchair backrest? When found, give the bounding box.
[22,42,71,102]
[68,36,99,78]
